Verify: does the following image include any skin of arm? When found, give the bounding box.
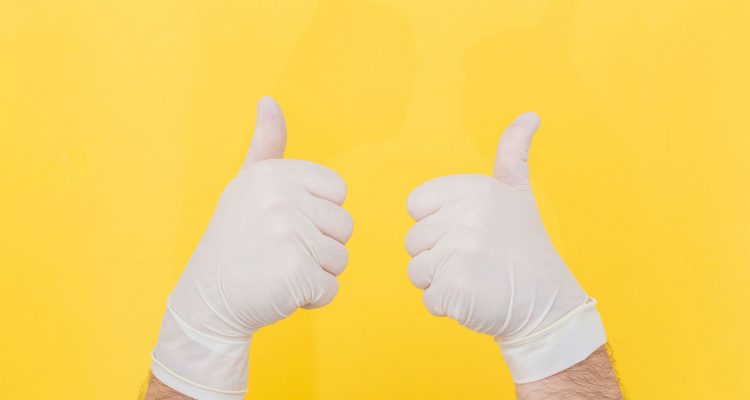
[143,373,192,400]
[515,345,623,400]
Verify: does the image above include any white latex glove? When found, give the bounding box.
[151,97,353,400]
[405,113,606,383]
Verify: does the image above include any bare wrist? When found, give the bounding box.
[144,372,193,400]
[515,345,623,400]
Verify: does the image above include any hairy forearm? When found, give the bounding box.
[144,373,192,400]
[515,345,623,400]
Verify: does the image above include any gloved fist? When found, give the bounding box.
[152,98,352,400]
[405,113,606,383]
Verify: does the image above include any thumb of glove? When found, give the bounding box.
[242,96,287,169]
[493,112,541,191]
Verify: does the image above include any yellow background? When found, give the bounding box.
[2,0,749,398]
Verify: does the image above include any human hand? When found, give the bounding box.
[151,97,353,399]
[405,113,606,383]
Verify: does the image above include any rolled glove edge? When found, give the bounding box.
[496,299,607,384]
[151,298,251,399]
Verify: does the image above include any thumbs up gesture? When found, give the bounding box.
[405,113,606,383]
[152,98,353,400]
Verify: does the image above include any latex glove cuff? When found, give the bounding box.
[151,298,251,400]
[497,299,607,383]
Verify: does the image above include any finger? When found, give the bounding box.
[298,195,353,244]
[406,175,488,221]
[243,96,287,169]
[315,233,349,276]
[407,247,451,289]
[302,270,339,309]
[422,286,446,317]
[493,112,540,190]
[285,160,348,205]
[404,208,451,257]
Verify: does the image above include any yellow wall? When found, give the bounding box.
[2,1,749,398]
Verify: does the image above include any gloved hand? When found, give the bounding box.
[152,97,353,400]
[404,113,606,383]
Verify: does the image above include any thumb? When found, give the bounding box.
[242,96,287,169]
[492,112,541,190]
